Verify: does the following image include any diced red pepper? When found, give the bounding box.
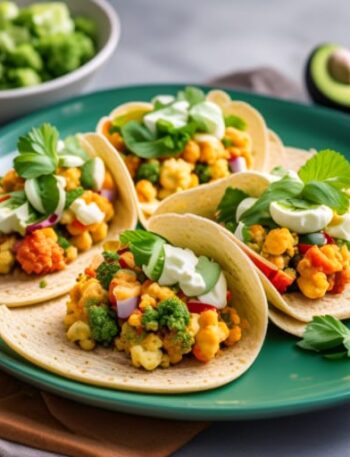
[325,233,335,244]
[298,243,312,255]
[248,253,278,279]
[71,219,88,231]
[84,267,96,278]
[270,270,295,294]
[187,300,217,313]
[226,290,233,303]
[119,257,128,268]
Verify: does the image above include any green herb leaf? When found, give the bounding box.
[241,176,304,226]
[177,86,205,106]
[61,136,88,160]
[120,230,166,267]
[57,235,71,250]
[102,251,119,262]
[14,153,56,179]
[224,115,246,131]
[0,191,26,209]
[37,175,60,215]
[297,315,350,352]
[284,198,318,210]
[217,188,248,228]
[302,181,349,214]
[15,124,59,178]
[298,149,350,189]
[64,187,84,209]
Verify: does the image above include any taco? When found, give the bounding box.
[0,125,137,307]
[97,86,269,226]
[152,149,350,324]
[0,214,268,393]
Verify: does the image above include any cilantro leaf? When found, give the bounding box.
[64,187,84,209]
[37,175,60,215]
[14,153,57,179]
[298,149,350,189]
[297,315,350,355]
[15,124,59,179]
[224,115,247,131]
[61,136,88,160]
[302,181,349,214]
[121,119,200,159]
[217,188,248,228]
[177,86,205,106]
[120,230,166,267]
[241,176,304,226]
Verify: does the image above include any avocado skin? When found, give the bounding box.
[305,45,350,113]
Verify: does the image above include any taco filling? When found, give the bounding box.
[216,150,350,300]
[0,124,116,277]
[64,230,244,371]
[100,87,259,218]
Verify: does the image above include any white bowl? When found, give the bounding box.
[0,0,120,125]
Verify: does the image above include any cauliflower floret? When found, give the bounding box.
[140,281,175,303]
[182,140,200,163]
[160,158,194,191]
[0,235,16,274]
[109,269,141,302]
[16,229,65,275]
[197,138,227,164]
[263,228,296,257]
[65,276,107,326]
[57,167,81,190]
[135,179,157,203]
[66,320,96,350]
[209,159,230,180]
[193,310,229,363]
[82,190,114,222]
[1,169,24,192]
[129,333,163,371]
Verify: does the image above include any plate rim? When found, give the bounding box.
[1,84,350,420]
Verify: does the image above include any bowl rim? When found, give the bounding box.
[0,0,120,99]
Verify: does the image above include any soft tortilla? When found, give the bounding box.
[0,134,138,307]
[152,167,350,323]
[96,89,269,225]
[268,306,306,338]
[0,213,268,393]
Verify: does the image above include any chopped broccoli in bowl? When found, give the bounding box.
[0,1,97,90]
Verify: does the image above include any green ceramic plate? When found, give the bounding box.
[1,84,350,421]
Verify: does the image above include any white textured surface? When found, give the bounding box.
[89,0,350,90]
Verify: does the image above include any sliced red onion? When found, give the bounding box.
[229,156,247,173]
[116,296,138,319]
[26,213,60,235]
[100,189,118,203]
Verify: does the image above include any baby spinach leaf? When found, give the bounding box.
[217,187,248,228]
[302,181,349,214]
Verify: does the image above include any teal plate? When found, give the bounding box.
[1,84,350,421]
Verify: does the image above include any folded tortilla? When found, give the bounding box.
[0,134,138,308]
[96,89,270,227]
[0,213,268,393]
[152,150,350,324]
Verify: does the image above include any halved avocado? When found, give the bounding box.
[305,43,350,112]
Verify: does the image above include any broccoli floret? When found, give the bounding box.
[37,32,95,77]
[157,297,190,332]
[96,256,120,290]
[168,329,194,354]
[8,43,43,71]
[195,163,212,184]
[87,305,118,346]
[7,67,41,87]
[15,3,74,37]
[0,2,19,21]
[136,160,160,184]
[74,16,97,41]
[141,306,159,331]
